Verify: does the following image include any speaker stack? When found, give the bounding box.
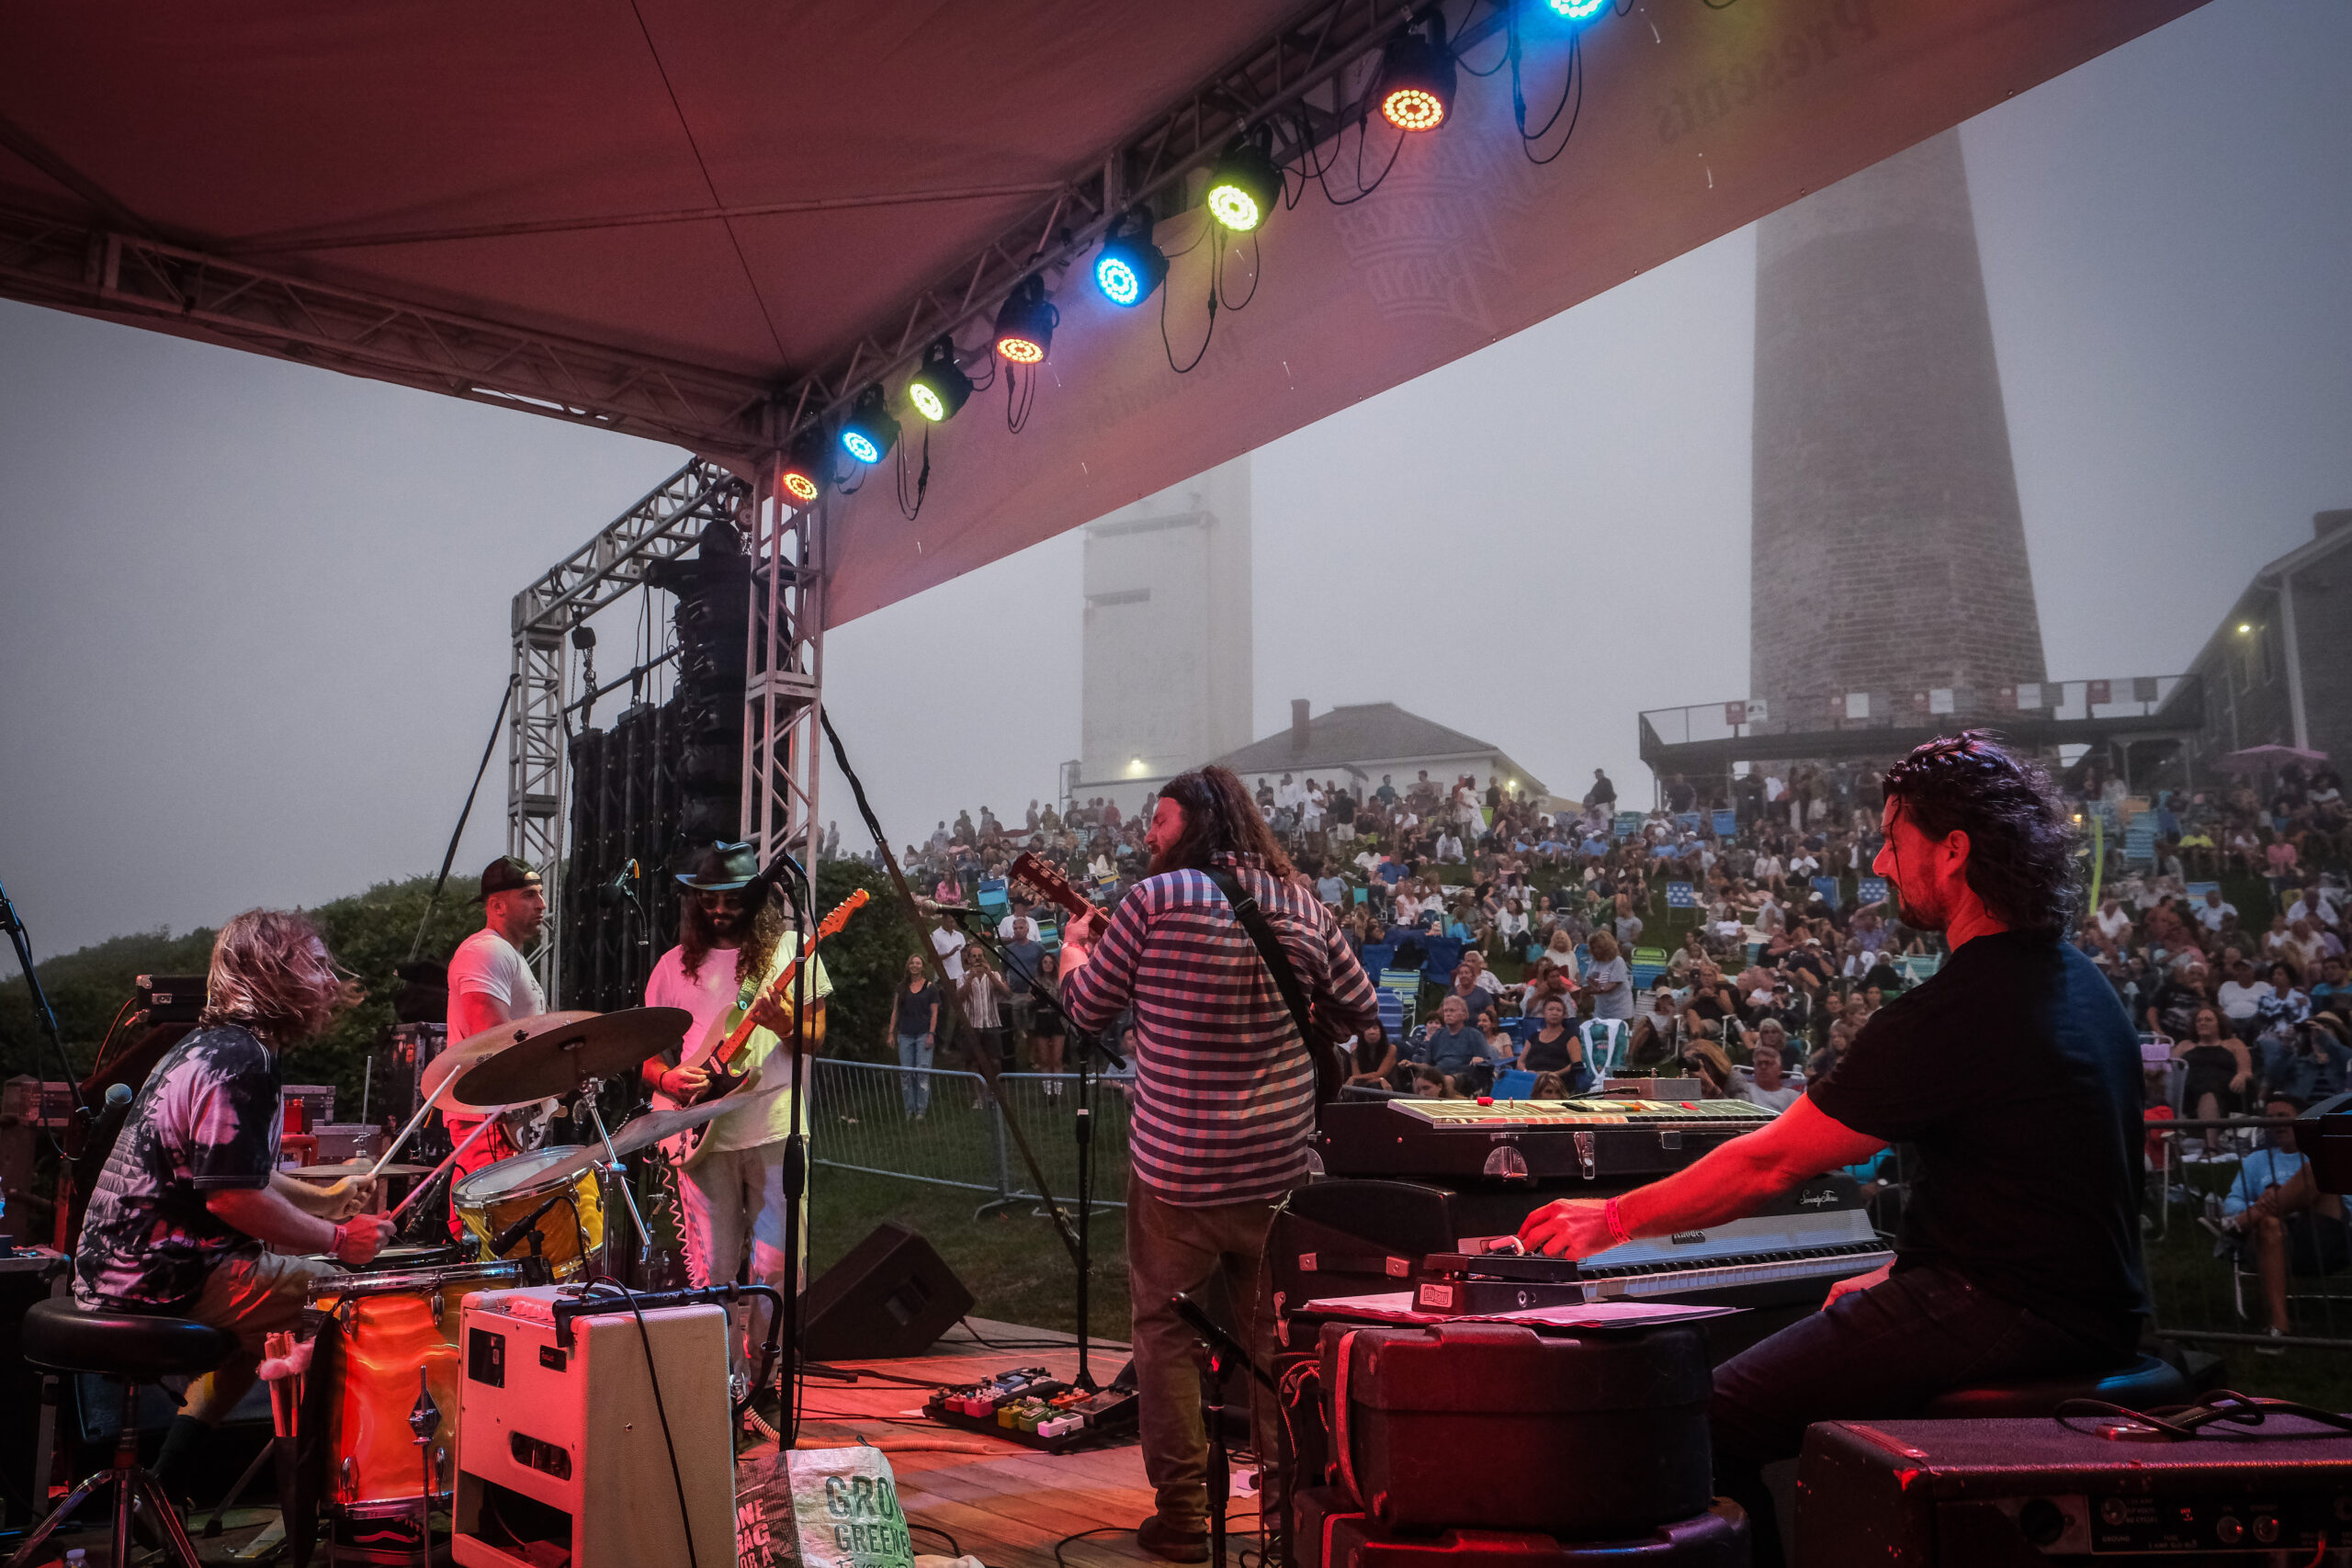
[1295,1321,1750,1567]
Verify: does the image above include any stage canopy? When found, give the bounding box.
[0,0,2202,625]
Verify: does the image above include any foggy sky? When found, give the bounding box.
[4,0,2348,968]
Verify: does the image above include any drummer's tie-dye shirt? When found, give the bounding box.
[74,1024,282,1313]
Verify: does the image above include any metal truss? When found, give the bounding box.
[741,477,826,878]
[0,0,1514,469]
[507,457,753,994]
[766,0,1514,442]
[0,207,776,458]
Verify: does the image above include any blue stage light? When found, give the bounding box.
[1095,211,1169,308]
[839,385,899,464]
[1546,0,1608,19]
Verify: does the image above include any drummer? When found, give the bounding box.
[444,856,559,1227]
[642,841,830,1382]
[74,909,393,1501]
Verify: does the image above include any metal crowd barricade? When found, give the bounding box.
[804,1058,1134,1213]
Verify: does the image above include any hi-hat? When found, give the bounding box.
[448,1007,691,1106]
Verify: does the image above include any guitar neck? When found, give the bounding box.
[1010,854,1091,920]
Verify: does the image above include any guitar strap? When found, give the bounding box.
[1202,866,1321,1066]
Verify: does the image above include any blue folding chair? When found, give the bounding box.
[1712,809,1738,838]
[1811,875,1842,909]
[978,877,1010,916]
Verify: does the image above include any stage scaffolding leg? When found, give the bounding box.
[741,476,824,869]
[509,619,568,998]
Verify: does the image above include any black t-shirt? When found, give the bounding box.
[1808,931,2148,1349]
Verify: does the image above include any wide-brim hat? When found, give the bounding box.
[676,840,763,891]
[475,856,542,901]
[2314,1011,2350,1046]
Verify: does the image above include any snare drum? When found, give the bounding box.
[307,1261,526,1559]
[452,1147,606,1280]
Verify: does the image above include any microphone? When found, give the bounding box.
[597,860,640,907]
[913,896,978,917]
[490,1190,571,1257]
[72,1081,136,1174]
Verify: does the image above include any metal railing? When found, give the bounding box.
[805,1058,1134,1212]
[1637,676,2201,749]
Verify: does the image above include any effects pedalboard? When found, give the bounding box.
[924,1367,1139,1453]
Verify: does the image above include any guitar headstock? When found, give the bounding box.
[1006,851,1091,919]
[817,887,870,939]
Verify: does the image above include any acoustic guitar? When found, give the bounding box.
[664,887,868,1163]
[1004,852,1349,1104]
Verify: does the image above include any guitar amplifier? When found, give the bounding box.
[451,1286,734,1568]
[1796,1415,2352,1565]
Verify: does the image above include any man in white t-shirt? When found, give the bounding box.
[930,910,967,984]
[442,857,554,1230]
[640,841,831,1382]
[2199,889,2238,933]
[999,897,1045,944]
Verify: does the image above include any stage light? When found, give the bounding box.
[839,384,899,464]
[1377,14,1455,132]
[905,337,973,423]
[778,426,830,506]
[995,276,1057,365]
[1095,211,1169,308]
[1544,0,1608,19]
[1205,136,1282,232]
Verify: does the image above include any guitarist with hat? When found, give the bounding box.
[640,841,830,1383]
[1057,766,1377,1562]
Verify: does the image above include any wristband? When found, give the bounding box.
[1603,1196,1634,1248]
[328,1219,348,1255]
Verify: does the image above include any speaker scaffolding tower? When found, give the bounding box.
[505,457,753,997]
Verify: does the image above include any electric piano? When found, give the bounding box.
[1278,1097,1894,1361]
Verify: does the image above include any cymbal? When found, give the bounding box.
[284,1162,434,1179]
[449,1007,692,1106]
[424,1010,604,1112]
[526,1088,791,1186]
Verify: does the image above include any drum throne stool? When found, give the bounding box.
[6,1296,238,1568]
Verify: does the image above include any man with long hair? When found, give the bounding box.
[1518,731,2146,1566]
[639,841,828,1388]
[74,908,393,1499]
[1058,765,1377,1562]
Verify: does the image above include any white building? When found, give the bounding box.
[1215,702,1548,807]
[1070,456,1252,805]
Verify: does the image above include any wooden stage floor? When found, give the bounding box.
[18,1320,1237,1567]
[764,1319,1257,1568]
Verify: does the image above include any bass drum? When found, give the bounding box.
[452,1147,606,1280]
[307,1260,526,1562]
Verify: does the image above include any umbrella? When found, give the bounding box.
[2216,744,2328,773]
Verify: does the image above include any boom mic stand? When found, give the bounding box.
[942,909,1114,1391]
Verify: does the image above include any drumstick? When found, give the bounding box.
[369,1070,458,1180]
[388,1115,498,1222]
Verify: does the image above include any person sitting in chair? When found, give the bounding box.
[74,909,392,1500]
[2211,1094,2349,1350]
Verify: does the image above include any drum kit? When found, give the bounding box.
[282,1005,776,1565]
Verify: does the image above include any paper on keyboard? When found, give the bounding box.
[1301,1292,1736,1328]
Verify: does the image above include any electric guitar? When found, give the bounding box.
[664,887,868,1163]
[1005,852,1350,1105]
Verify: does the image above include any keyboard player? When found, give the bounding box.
[1518,732,2146,1567]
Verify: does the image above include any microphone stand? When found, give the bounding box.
[939,908,1114,1392]
[758,848,816,1449]
[0,879,91,1128]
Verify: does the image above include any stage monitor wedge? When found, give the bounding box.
[803,1222,975,1360]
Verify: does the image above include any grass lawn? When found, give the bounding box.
[807,1163,1133,1344]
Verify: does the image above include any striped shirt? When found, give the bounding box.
[1060,853,1378,1205]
